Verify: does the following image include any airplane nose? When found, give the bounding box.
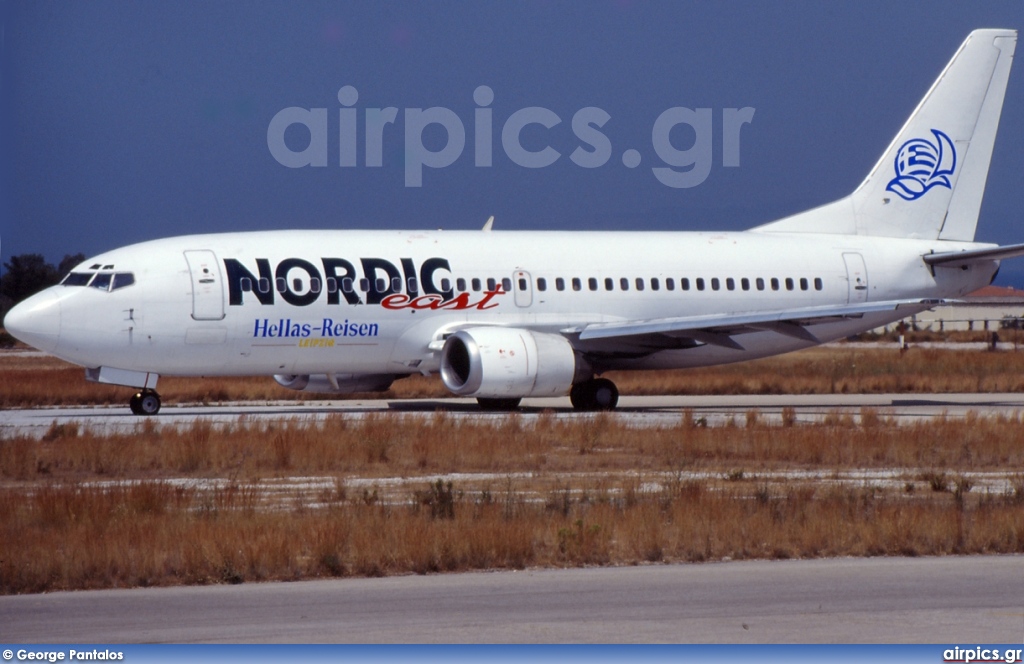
[4,290,62,353]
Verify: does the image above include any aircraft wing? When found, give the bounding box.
[568,299,937,351]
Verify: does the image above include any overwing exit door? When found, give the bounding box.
[514,270,533,307]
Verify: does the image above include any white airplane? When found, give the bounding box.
[5,29,1022,415]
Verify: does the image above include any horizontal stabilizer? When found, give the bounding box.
[923,242,1024,267]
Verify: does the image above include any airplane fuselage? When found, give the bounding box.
[28,229,993,378]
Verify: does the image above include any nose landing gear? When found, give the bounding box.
[129,390,161,416]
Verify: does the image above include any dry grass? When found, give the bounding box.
[3,474,1022,594]
[4,410,1024,480]
[608,346,1024,396]
[2,413,1024,593]
[4,346,1024,594]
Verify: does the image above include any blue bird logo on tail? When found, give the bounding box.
[886,129,957,201]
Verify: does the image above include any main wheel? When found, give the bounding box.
[477,397,522,411]
[570,378,619,411]
[569,382,594,410]
[130,390,161,416]
[590,378,618,410]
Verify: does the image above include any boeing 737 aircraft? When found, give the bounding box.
[5,29,1022,415]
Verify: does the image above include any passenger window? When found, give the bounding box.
[814,277,823,291]
[786,278,795,291]
[741,278,750,291]
[392,277,403,292]
[502,278,512,292]
[90,273,113,291]
[310,278,321,294]
[440,278,451,292]
[407,277,418,292]
[537,278,547,291]
[518,278,528,291]
[377,278,389,292]
[457,278,466,291]
[258,278,271,294]
[572,278,582,292]
[293,278,304,291]
[770,278,780,291]
[588,278,598,291]
[756,278,765,291]
[359,278,370,292]
[341,277,354,293]
[696,278,705,291]
[681,278,690,291]
[486,278,497,291]
[556,278,565,291]
[635,278,645,292]
[726,278,735,291]
[240,277,252,292]
[651,278,660,291]
[620,278,629,291]
[326,278,337,293]
[604,277,614,291]
[472,278,482,292]
[276,278,287,293]
[800,278,809,291]
[112,273,135,291]
[711,278,720,291]
[665,278,675,291]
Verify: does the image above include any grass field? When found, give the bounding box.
[2,344,1024,593]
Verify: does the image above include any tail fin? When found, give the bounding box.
[757,29,1016,240]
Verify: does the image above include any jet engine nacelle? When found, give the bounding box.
[440,327,582,398]
[273,373,395,393]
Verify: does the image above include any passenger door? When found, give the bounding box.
[843,253,869,304]
[184,250,226,320]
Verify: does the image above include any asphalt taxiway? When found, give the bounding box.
[2,556,1021,643]
[3,392,1024,438]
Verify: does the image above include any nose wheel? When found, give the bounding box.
[129,390,162,416]
[570,378,619,411]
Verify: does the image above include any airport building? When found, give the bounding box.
[884,286,1024,332]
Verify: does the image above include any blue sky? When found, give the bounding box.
[2,2,1022,283]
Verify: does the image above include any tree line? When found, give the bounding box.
[1,253,86,324]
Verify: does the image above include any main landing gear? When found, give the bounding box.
[570,378,619,411]
[129,389,161,416]
[474,378,619,412]
[476,397,523,411]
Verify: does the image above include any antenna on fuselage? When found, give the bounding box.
[482,215,494,232]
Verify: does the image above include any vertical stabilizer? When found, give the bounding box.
[756,29,1016,240]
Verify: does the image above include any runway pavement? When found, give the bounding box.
[3,392,1024,438]
[2,556,1022,643]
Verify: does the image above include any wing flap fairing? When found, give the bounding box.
[573,300,937,348]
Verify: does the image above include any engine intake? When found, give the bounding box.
[440,327,582,398]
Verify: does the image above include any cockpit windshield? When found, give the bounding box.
[61,270,135,292]
[90,273,113,290]
[62,272,93,286]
